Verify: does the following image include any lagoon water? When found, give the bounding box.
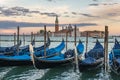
[0,35,120,80]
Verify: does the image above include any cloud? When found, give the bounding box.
[89,3,99,6]
[92,0,98,1]
[89,2,118,6]
[0,6,39,16]
[80,13,98,17]
[0,20,98,29]
[60,23,98,27]
[47,0,52,1]
[40,12,58,17]
[102,3,118,6]
[71,12,78,15]
[63,15,70,17]
[88,3,120,20]
[0,20,55,29]
[70,12,98,18]
[78,3,120,24]
[0,6,59,17]
[64,12,68,14]
[11,7,29,13]
[75,23,98,27]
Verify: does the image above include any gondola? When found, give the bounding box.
[18,37,51,55]
[0,37,50,56]
[109,39,120,75]
[78,39,104,72]
[29,40,84,69]
[0,40,22,53]
[0,39,64,66]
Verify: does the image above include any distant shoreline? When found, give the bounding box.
[0,34,120,38]
[0,40,118,43]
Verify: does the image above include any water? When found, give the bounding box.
[0,35,120,80]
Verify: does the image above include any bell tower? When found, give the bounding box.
[55,15,59,32]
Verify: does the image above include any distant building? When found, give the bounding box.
[81,30,104,38]
[53,24,80,37]
[55,15,59,32]
[53,16,80,37]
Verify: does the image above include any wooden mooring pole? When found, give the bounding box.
[31,32,33,43]
[17,26,20,53]
[23,33,25,46]
[44,25,47,57]
[0,34,2,47]
[74,25,76,46]
[104,26,109,73]
[66,31,68,51]
[33,33,35,46]
[47,32,49,48]
[74,25,79,73]
[14,33,16,46]
[47,31,49,39]
[86,32,88,53]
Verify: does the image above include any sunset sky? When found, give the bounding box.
[0,0,120,35]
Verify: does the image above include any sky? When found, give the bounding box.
[0,0,120,35]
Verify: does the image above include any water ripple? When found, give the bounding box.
[0,67,16,80]
[6,69,49,80]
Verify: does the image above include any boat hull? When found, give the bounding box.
[79,58,103,72]
[0,59,32,66]
[30,40,84,69]
[34,57,74,69]
[109,39,120,75]
[110,59,120,75]
[0,39,64,67]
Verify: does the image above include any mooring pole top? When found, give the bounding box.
[105,25,108,30]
